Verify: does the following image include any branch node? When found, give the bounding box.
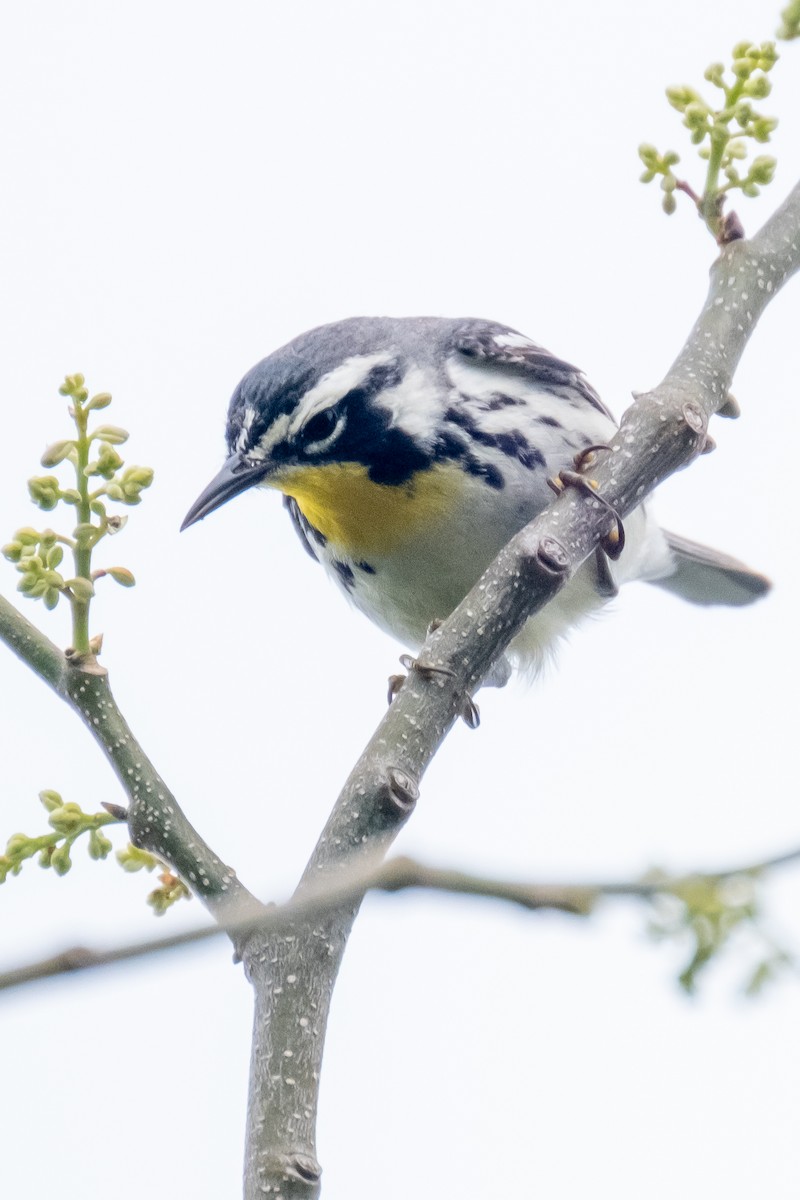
[681,401,707,435]
[717,393,741,419]
[385,767,420,813]
[287,1153,322,1185]
[536,536,570,575]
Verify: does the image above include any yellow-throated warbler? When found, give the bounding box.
[182,317,768,678]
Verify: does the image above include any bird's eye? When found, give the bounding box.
[300,408,338,446]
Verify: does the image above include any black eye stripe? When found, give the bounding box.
[301,407,338,444]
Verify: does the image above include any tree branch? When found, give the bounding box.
[2,844,797,994]
[241,181,800,1199]
[0,593,265,930]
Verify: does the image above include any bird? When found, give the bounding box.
[182,316,769,682]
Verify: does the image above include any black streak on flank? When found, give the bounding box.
[332,560,356,591]
[463,456,504,489]
[357,560,376,575]
[444,403,544,472]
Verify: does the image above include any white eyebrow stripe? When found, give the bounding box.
[286,351,395,437]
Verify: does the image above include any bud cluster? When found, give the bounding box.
[2,374,154,646]
[116,844,191,913]
[0,790,119,884]
[638,40,781,239]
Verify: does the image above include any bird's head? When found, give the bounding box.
[181,317,450,534]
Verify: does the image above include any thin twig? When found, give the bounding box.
[2,844,798,995]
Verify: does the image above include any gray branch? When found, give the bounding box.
[3,844,799,995]
[0,596,265,931]
[241,181,800,1198]
[0,181,797,1199]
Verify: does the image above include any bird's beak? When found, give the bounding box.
[180,453,272,531]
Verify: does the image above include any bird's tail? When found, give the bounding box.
[647,531,771,607]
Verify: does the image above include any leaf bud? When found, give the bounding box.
[91,425,129,446]
[66,576,95,603]
[41,439,77,468]
[106,566,136,587]
[86,392,112,411]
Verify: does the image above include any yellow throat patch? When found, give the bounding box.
[269,461,465,557]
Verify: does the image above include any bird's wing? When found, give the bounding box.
[453,323,614,422]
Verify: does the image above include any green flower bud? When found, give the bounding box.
[91,443,125,479]
[43,587,61,610]
[116,844,157,873]
[752,116,778,142]
[66,577,95,603]
[38,845,55,868]
[40,440,76,468]
[88,830,113,860]
[60,488,82,506]
[45,545,64,568]
[666,85,701,112]
[732,57,754,80]
[683,101,709,129]
[91,425,129,446]
[734,101,754,128]
[106,566,136,587]
[6,833,31,856]
[3,542,23,562]
[105,483,124,501]
[59,373,86,396]
[743,74,771,99]
[16,528,41,545]
[51,845,72,876]
[86,392,112,411]
[638,143,659,167]
[662,193,677,215]
[28,476,61,511]
[704,62,725,87]
[741,181,760,197]
[39,789,63,811]
[48,803,84,834]
[749,155,776,184]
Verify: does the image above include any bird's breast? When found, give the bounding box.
[269,461,468,557]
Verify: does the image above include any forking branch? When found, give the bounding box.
[2,179,797,1198]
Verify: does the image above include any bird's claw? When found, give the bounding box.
[547,461,625,561]
[389,655,479,729]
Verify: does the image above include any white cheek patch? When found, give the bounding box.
[287,351,396,438]
[374,366,444,446]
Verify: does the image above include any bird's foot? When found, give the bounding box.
[388,653,480,728]
[547,457,625,561]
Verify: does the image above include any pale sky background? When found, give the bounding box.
[1,2,799,1197]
